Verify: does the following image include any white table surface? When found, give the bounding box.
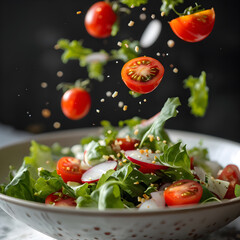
[0,123,239,240]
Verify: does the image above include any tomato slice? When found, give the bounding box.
[61,88,91,120]
[45,191,76,207]
[57,157,85,183]
[169,8,215,42]
[164,180,203,206]
[121,56,164,94]
[113,138,140,152]
[85,1,117,38]
[218,164,240,199]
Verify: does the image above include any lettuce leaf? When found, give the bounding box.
[184,71,208,117]
[160,0,183,15]
[120,0,148,7]
[235,184,240,197]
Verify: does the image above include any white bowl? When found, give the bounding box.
[0,128,240,240]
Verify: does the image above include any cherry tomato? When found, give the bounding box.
[113,138,140,151]
[85,1,117,38]
[164,179,203,206]
[218,164,240,199]
[61,88,91,120]
[121,56,164,94]
[45,191,76,207]
[57,157,85,183]
[169,8,215,42]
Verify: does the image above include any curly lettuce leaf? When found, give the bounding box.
[235,184,240,197]
[184,71,208,117]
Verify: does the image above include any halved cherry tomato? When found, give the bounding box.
[121,56,164,94]
[61,88,91,120]
[85,1,117,38]
[164,179,203,206]
[57,157,85,183]
[114,138,140,151]
[169,8,215,42]
[218,164,240,199]
[45,191,76,207]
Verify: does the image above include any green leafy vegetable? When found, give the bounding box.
[120,0,148,8]
[140,97,181,148]
[56,39,140,82]
[184,71,208,117]
[160,0,184,16]
[235,184,240,197]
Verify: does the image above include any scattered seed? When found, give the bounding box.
[96,109,100,113]
[161,12,165,17]
[76,11,82,15]
[143,99,147,102]
[156,52,160,56]
[53,122,61,129]
[134,181,140,185]
[117,41,122,47]
[124,43,129,48]
[57,71,63,77]
[173,67,179,73]
[41,82,48,88]
[112,91,118,98]
[123,105,128,111]
[128,20,135,27]
[169,64,174,68]
[134,129,139,136]
[106,91,112,97]
[142,7,146,11]
[100,98,105,102]
[41,108,51,118]
[139,13,146,21]
[167,39,175,48]
[135,46,139,52]
[118,101,124,108]
[151,14,156,19]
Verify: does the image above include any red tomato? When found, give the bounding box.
[218,164,240,199]
[169,8,215,42]
[85,1,117,38]
[121,56,164,94]
[116,138,140,151]
[61,88,91,120]
[57,157,85,183]
[45,191,76,207]
[164,180,203,206]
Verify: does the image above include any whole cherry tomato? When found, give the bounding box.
[61,88,91,120]
[169,8,215,42]
[164,179,203,206]
[85,1,117,38]
[57,157,85,183]
[121,56,164,94]
[45,191,76,207]
[218,164,240,199]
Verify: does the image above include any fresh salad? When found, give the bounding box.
[1,97,240,210]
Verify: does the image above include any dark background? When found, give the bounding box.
[0,0,240,142]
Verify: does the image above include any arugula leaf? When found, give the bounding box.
[96,169,116,189]
[101,120,118,145]
[118,117,142,128]
[87,61,105,82]
[81,136,100,145]
[120,0,148,7]
[140,97,181,148]
[4,163,35,201]
[76,195,98,208]
[235,184,240,197]
[200,185,219,203]
[84,141,115,166]
[184,71,208,117]
[160,0,184,16]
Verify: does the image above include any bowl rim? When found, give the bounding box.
[0,127,240,217]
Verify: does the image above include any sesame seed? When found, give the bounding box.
[139,13,146,21]
[57,71,63,77]
[134,181,140,185]
[117,153,121,158]
[134,129,139,135]
[138,196,142,202]
[161,12,165,17]
[53,122,61,129]
[112,91,118,98]
[96,109,100,113]
[134,143,139,147]
[169,64,174,68]
[140,149,144,154]
[106,91,112,97]
[163,140,167,144]
[143,194,150,200]
[155,150,160,154]
[128,20,135,27]
[119,161,123,166]
[123,105,128,111]
[135,46,139,52]
[156,136,160,141]
[122,159,127,163]
[167,39,175,48]
[76,11,82,15]
[152,161,156,164]
[126,135,131,142]
[118,101,124,108]
[124,43,129,48]
[130,4,135,8]
[100,98,105,102]
[41,82,48,88]
[143,99,147,102]
[156,52,160,56]
[151,14,156,19]
[107,130,112,134]
[142,7,146,11]
[41,108,51,118]
[173,68,178,73]
[117,41,122,47]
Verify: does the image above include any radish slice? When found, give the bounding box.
[125,150,167,170]
[139,199,159,210]
[139,112,160,127]
[81,161,117,183]
[151,191,165,208]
